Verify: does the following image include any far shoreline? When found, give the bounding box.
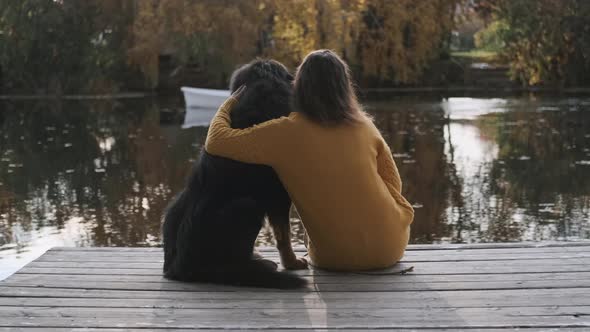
[0,92,152,101]
[2,86,590,101]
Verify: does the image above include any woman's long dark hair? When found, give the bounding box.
[293,49,366,125]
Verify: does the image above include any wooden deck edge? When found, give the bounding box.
[406,241,590,250]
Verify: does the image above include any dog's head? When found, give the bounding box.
[229,59,293,93]
[228,59,293,129]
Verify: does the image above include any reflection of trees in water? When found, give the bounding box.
[2,100,589,249]
[0,100,205,248]
[443,117,525,243]
[444,115,469,243]
[477,109,590,241]
[371,103,454,244]
[370,100,590,244]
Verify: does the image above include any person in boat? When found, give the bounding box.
[205,50,414,270]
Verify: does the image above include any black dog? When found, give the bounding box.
[162,59,307,289]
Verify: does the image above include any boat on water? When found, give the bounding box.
[182,107,218,129]
[180,87,230,128]
[180,86,230,109]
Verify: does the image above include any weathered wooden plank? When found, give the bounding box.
[0,330,588,332]
[36,250,590,263]
[46,242,590,251]
[406,241,590,250]
[44,244,590,256]
[13,267,590,280]
[1,285,589,302]
[9,271,590,284]
[45,245,590,255]
[1,288,589,309]
[14,267,163,276]
[2,286,589,303]
[0,329,586,332]
[21,258,590,275]
[3,277,590,292]
[26,256,590,268]
[0,306,588,329]
[19,264,590,277]
[4,272,590,292]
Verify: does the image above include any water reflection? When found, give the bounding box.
[0,99,206,278]
[381,96,590,244]
[1,96,590,279]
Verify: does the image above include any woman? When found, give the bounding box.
[206,50,414,270]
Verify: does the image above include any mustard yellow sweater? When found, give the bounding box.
[205,98,414,270]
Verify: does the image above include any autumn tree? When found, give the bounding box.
[266,0,364,68]
[0,0,134,94]
[1,0,464,91]
[473,0,590,86]
[0,1,97,93]
[357,0,460,84]
[266,0,460,84]
[127,0,271,88]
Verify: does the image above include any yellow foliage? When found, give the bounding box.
[267,0,365,68]
[359,0,458,83]
[125,0,459,86]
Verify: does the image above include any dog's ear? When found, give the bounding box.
[229,64,247,92]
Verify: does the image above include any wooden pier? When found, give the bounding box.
[1,242,589,330]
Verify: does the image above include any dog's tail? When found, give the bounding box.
[181,259,308,289]
[162,188,190,274]
[162,159,206,275]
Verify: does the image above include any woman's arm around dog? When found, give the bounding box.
[206,94,291,166]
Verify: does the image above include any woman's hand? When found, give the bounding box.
[230,85,246,101]
[219,85,246,116]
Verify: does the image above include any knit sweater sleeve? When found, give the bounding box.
[205,97,287,165]
[376,136,415,215]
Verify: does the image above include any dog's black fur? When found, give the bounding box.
[162,60,307,289]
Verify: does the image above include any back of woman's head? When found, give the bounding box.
[293,50,365,125]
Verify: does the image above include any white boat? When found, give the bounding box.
[180,87,231,128]
[182,107,219,128]
[180,86,230,109]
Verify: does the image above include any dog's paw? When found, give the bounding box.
[283,256,308,270]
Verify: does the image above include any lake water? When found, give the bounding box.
[1,96,590,279]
